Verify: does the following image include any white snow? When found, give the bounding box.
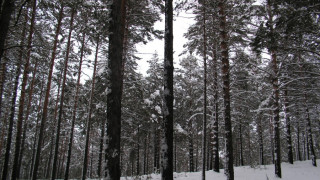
[120,160,320,180]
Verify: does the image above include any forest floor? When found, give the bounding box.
[121,160,320,180]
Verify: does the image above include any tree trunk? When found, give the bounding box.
[218,1,234,179]
[266,0,282,177]
[212,45,219,173]
[1,51,22,180]
[12,1,37,179]
[0,0,15,63]
[105,0,127,179]
[258,117,264,165]
[18,58,38,178]
[136,126,140,176]
[201,1,207,179]
[296,118,302,161]
[64,30,86,180]
[31,4,64,180]
[97,107,105,178]
[305,100,317,167]
[51,8,75,180]
[239,121,244,166]
[283,89,293,164]
[82,37,99,180]
[161,0,174,179]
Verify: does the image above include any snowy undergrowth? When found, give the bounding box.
[121,160,320,180]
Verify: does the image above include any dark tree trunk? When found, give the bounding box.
[296,119,302,161]
[266,0,281,177]
[188,127,194,172]
[258,117,264,165]
[45,69,63,179]
[283,89,293,164]
[154,127,160,173]
[97,107,105,178]
[0,58,7,119]
[269,116,275,164]
[201,1,207,179]
[212,45,219,173]
[239,121,244,166]
[51,8,74,180]
[31,4,64,180]
[161,0,174,179]
[105,0,127,179]
[65,31,86,180]
[305,102,317,167]
[136,126,140,176]
[18,59,38,178]
[12,1,37,179]
[82,37,99,180]
[0,0,15,63]
[218,1,234,179]
[1,51,22,180]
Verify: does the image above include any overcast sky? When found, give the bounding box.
[136,10,195,75]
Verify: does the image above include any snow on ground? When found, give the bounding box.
[121,160,320,180]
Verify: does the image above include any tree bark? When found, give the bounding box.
[161,0,174,179]
[82,37,99,180]
[1,49,22,180]
[0,0,15,64]
[218,1,234,179]
[105,0,127,179]
[212,45,219,173]
[201,1,207,179]
[11,1,37,179]
[267,0,281,177]
[258,117,264,165]
[31,4,64,180]
[305,99,317,167]
[283,89,293,164]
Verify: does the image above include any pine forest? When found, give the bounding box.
[0,0,320,180]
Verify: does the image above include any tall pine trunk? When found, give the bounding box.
[1,48,22,180]
[218,1,234,179]
[201,1,207,179]
[51,8,75,180]
[82,37,99,180]
[257,117,264,165]
[304,98,317,167]
[105,0,127,179]
[283,89,293,164]
[161,0,174,179]
[267,0,281,177]
[212,45,219,173]
[31,4,64,180]
[11,1,37,179]
[65,29,86,180]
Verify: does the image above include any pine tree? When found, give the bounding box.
[161,0,174,179]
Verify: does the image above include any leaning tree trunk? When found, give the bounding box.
[218,1,234,179]
[105,0,127,179]
[11,1,37,179]
[161,0,174,179]
[51,8,75,180]
[267,0,281,177]
[82,37,99,180]
[64,31,86,180]
[0,0,15,64]
[31,4,64,180]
